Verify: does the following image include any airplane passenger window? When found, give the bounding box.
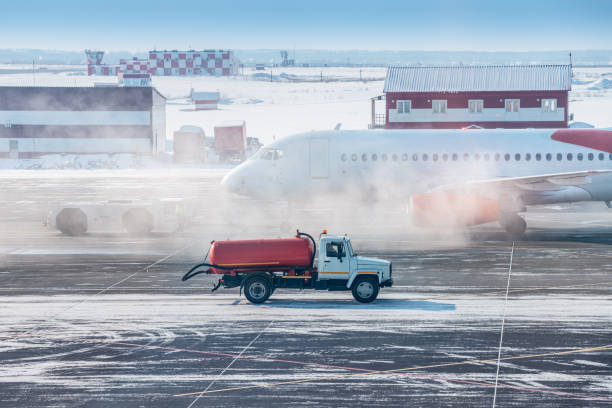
[599,153,605,160]
[442,153,449,161]
[577,153,583,161]
[422,153,429,161]
[463,153,469,161]
[515,153,521,161]
[382,153,388,161]
[474,153,480,161]
[412,154,418,161]
[351,154,357,161]
[372,153,377,161]
[484,153,490,161]
[567,153,573,161]
[609,153,612,160]
[432,153,438,161]
[495,153,501,161]
[546,153,552,161]
[362,153,367,161]
[525,153,531,161]
[588,153,594,160]
[402,153,408,161]
[556,153,563,161]
[392,154,398,161]
[341,153,347,161]
[452,153,458,161]
[535,153,542,161]
[504,154,510,161]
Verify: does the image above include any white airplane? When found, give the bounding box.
[221,128,612,235]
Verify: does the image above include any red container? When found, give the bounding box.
[208,237,314,274]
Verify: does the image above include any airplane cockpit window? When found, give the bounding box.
[257,148,284,160]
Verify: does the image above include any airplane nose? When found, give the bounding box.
[221,167,247,194]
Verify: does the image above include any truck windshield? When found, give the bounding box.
[345,239,354,256]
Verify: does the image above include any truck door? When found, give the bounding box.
[309,138,329,179]
[319,240,350,279]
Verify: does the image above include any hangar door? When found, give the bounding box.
[309,138,329,179]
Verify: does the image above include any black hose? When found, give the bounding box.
[297,230,317,269]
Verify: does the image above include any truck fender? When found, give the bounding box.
[347,272,379,289]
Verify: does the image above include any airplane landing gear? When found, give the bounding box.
[499,213,526,237]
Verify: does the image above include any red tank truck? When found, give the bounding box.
[182,230,392,304]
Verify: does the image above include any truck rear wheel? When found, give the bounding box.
[352,276,379,303]
[243,275,273,304]
[56,208,88,236]
[122,208,154,235]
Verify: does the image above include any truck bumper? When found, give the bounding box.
[381,279,393,288]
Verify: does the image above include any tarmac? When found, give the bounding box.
[0,170,611,407]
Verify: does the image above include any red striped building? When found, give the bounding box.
[382,65,572,129]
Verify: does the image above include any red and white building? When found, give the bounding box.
[86,49,240,77]
[381,65,572,129]
[191,91,220,111]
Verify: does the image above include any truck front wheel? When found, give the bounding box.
[352,277,379,303]
[243,275,273,304]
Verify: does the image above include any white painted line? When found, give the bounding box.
[186,320,275,408]
[492,241,514,408]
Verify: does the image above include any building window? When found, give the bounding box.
[397,100,411,114]
[505,99,520,112]
[468,99,483,113]
[542,98,557,112]
[432,100,447,114]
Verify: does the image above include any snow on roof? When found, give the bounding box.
[191,91,220,100]
[177,125,204,133]
[215,120,245,128]
[384,64,572,93]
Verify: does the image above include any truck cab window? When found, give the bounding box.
[326,242,345,258]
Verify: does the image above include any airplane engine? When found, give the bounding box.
[408,191,500,227]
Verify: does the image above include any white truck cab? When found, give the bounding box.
[317,234,392,302]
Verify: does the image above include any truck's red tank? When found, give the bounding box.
[208,236,314,274]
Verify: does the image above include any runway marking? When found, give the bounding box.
[492,241,514,407]
[186,320,275,408]
[2,245,192,342]
[174,343,612,400]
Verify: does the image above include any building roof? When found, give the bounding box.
[384,64,572,93]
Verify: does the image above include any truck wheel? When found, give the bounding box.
[122,208,154,235]
[352,276,379,303]
[56,208,88,236]
[244,275,273,304]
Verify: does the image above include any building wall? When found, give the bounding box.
[385,90,568,129]
[0,87,165,157]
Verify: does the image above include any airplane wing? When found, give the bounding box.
[461,170,611,192]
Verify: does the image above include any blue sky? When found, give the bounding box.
[3,0,612,51]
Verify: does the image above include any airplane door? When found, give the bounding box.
[309,138,329,179]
